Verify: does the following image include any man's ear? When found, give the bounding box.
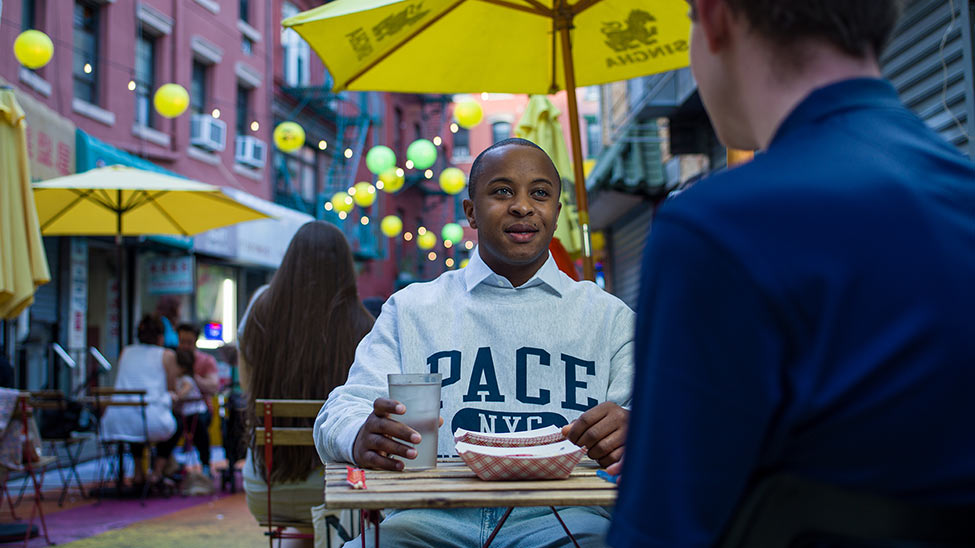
[463,198,477,229]
[696,0,732,53]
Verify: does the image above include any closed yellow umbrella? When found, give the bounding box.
[284,0,691,280]
[0,88,50,319]
[516,95,582,257]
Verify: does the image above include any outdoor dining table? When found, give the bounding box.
[323,457,617,548]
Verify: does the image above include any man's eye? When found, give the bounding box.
[532,189,550,198]
[492,187,512,196]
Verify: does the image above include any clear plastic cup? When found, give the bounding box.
[387,373,442,470]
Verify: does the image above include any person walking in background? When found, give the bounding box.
[609,1,975,546]
[99,315,179,487]
[176,323,219,475]
[239,221,374,546]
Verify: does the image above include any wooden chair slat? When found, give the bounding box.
[255,399,322,418]
[254,427,315,446]
[89,388,147,396]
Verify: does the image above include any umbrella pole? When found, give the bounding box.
[558,13,595,282]
[116,190,123,360]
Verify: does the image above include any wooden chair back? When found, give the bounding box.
[253,399,324,546]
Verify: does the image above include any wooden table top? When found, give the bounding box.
[324,458,617,510]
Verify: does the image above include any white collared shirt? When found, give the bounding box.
[315,248,636,463]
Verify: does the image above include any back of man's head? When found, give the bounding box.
[723,1,903,59]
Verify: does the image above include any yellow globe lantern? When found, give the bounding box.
[274,122,306,153]
[460,258,470,268]
[453,100,483,129]
[379,167,405,193]
[14,30,53,69]
[352,182,377,207]
[439,168,467,195]
[380,215,403,238]
[153,83,190,119]
[416,231,437,250]
[330,191,354,214]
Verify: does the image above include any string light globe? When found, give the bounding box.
[407,139,437,170]
[453,100,483,129]
[352,182,377,207]
[330,191,354,214]
[153,84,189,118]
[441,223,464,245]
[416,231,437,250]
[380,215,403,238]
[13,30,53,69]
[379,167,405,193]
[439,168,466,195]
[365,145,397,175]
[273,122,305,153]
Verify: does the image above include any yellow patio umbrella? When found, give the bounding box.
[33,165,271,356]
[516,95,582,256]
[33,165,270,236]
[283,0,691,281]
[0,87,50,319]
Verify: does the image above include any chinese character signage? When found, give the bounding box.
[147,256,194,295]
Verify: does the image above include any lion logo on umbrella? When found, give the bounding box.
[602,9,658,52]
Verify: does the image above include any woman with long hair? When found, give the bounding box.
[239,221,374,543]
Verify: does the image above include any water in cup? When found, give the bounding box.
[387,373,442,470]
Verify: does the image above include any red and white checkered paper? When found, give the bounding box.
[456,440,586,481]
[453,425,565,448]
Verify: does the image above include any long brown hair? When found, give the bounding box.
[241,221,374,482]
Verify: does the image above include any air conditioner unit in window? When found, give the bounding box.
[234,135,267,169]
[190,114,227,152]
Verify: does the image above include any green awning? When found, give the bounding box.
[586,122,667,198]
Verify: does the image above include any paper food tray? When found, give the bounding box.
[456,440,585,481]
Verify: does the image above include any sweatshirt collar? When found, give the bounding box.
[464,247,565,296]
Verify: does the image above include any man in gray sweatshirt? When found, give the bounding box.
[315,138,635,547]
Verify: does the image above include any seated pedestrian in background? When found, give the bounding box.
[154,350,211,478]
[609,1,975,546]
[99,315,178,486]
[154,295,181,349]
[240,221,374,545]
[176,323,219,475]
[316,139,635,547]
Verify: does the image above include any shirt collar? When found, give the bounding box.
[770,78,901,148]
[463,246,565,296]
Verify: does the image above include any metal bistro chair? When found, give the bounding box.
[88,387,152,506]
[0,392,56,546]
[255,399,353,548]
[19,390,94,506]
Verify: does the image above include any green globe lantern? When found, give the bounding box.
[380,215,403,237]
[407,139,437,170]
[439,168,467,195]
[441,223,464,245]
[365,145,397,175]
[330,191,354,214]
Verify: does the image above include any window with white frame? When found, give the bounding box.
[281,2,310,87]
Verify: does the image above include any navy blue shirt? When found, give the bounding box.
[609,79,975,547]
